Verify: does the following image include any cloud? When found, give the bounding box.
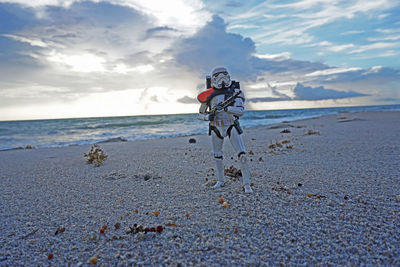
[226,0,399,64]
[310,41,355,53]
[349,42,399,54]
[270,0,395,25]
[225,1,243,8]
[0,0,74,8]
[144,26,178,39]
[0,2,159,80]
[110,0,210,33]
[306,67,362,77]
[250,55,328,75]
[247,82,368,103]
[248,96,290,103]
[176,96,198,104]
[268,83,291,99]
[254,52,291,61]
[1,2,399,120]
[341,30,365,35]
[170,14,398,106]
[1,34,48,47]
[172,15,329,80]
[172,15,257,80]
[368,34,400,42]
[0,1,179,117]
[0,0,210,33]
[307,65,400,84]
[292,83,368,100]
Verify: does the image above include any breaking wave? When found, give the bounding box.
[1,104,399,151]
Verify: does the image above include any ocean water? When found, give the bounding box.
[0,104,399,151]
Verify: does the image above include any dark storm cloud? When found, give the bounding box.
[172,15,330,81]
[248,96,291,102]
[173,15,257,80]
[250,56,328,74]
[292,83,368,100]
[248,83,368,103]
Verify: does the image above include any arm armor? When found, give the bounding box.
[197,103,210,121]
[225,89,245,117]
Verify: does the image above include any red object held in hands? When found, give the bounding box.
[197,88,214,103]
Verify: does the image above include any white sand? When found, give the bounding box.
[0,111,399,265]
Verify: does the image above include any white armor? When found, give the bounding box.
[197,67,253,193]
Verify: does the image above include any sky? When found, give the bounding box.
[0,0,399,121]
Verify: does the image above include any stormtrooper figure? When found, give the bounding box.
[197,67,253,193]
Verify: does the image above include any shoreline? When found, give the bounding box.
[0,111,399,265]
[1,109,398,153]
[1,103,399,123]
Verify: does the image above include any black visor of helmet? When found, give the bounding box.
[212,71,228,78]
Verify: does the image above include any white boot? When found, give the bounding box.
[239,153,253,193]
[213,181,225,188]
[244,184,253,193]
[213,157,225,188]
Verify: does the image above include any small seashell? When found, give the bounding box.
[54,226,66,235]
[89,256,98,264]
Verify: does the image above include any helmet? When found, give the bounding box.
[211,67,231,89]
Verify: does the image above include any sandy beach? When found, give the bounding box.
[0,111,399,265]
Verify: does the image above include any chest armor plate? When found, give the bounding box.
[209,94,226,108]
[209,94,234,126]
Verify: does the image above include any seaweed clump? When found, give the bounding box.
[84,144,108,167]
[225,165,242,181]
[304,129,320,135]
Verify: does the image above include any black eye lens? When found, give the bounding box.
[213,72,228,78]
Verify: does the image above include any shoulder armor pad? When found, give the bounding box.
[197,88,214,103]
